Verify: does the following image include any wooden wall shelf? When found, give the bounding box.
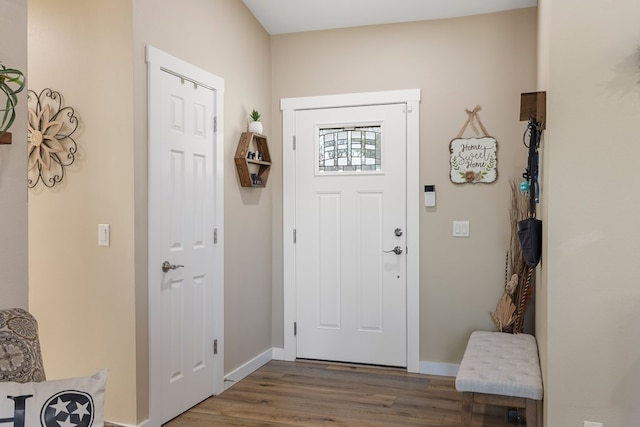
[234,132,271,188]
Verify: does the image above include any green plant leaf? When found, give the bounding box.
[0,64,25,137]
[249,109,261,121]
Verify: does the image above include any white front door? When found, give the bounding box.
[147,47,225,425]
[295,104,407,367]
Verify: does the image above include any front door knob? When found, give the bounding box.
[383,246,403,255]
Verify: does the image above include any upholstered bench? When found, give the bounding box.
[455,331,543,426]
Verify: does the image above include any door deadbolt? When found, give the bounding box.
[394,228,403,237]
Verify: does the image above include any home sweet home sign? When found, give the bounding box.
[449,105,498,184]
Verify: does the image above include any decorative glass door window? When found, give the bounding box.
[318,126,381,173]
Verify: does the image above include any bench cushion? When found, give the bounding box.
[455,331,543,400]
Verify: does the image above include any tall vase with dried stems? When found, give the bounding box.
[509,179,535,333]
[491,178,533,333]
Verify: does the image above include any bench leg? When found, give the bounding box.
[525,399,538,427]
[461,392,473,427]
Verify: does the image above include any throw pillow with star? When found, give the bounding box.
[0,368,107,427]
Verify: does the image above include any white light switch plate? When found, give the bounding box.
[584,422,603,427]
[98,224,110,247]
[453,220,469,237]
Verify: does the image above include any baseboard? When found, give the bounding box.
[419,361,459,377]
[271,347,286,360]
[242,349,459,378]
[238,349,459,378]
[223,348,273,391]
[104,421,143,427]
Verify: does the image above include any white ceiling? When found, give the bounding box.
[242,0,537,35]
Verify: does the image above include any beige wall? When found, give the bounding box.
[28,0,138,423]
[0,0,28,310]
[28,0,272,424]
[132,0,273,378]
[271,8,538,364]
[25,1,640,425]
[537,0,640,425]
[535,0,550,423]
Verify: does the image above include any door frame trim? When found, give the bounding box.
[281,89,421,372]
[146,45,225,425]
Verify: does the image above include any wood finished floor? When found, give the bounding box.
[163,360,521,427]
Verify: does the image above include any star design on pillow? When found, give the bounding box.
[49,397,70,416]
[73,401,91,419]
[41,390,94,427]
[56,415,77,427]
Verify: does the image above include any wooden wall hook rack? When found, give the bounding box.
[520,91,546,130]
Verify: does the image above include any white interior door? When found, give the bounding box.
[157,68,215,422]
[295,104,407,367]
[147,46,225,426]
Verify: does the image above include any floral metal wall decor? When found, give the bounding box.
[27,88,79,188]
[449,105,498,184]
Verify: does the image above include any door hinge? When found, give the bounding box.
[213,339,218,355]
[213,116,217,132]
[214,228,218,244]
[294,322,297,336]
[293,135,296,150]
[293,229,296,243]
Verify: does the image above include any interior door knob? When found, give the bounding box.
[383,246,403,255]
[162,261,184,272]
